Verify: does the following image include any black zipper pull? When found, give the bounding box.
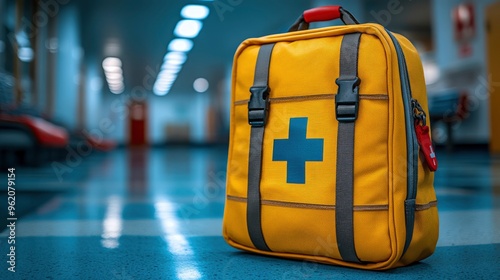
[411,99,426,126]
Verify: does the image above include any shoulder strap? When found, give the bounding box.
[335,32,362,263]
[246,43,275,251]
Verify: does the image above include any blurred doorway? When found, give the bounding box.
[129,101,148,146]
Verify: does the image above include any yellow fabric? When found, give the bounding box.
[223,23,438,270]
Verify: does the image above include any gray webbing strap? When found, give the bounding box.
[335,33,362,263]
[247,43,275,251]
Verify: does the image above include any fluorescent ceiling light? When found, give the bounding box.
[154,91,168,97]
[181,5,210,20]
[164,60,184,66]
[109,80,124,86]
[158,77,177,83]
[109,83,124,89]
[108,82,124,88]
[47,38,58,53]
[423,61,441,86]
[154,4,209,97]
[102,57,122,69]
[159,68,180,75]
[18,47,34,62]
[158,80,175,86]
[105,72,123,80]
[153,87,169,96]
[155,89,170,96]
[155,80,171,87]
[156,84,173,90]
[110,89,124,95]
[110,86,124,94]
[193,78,209,93]
[155,84,171,91]
[159,76,177,82]
[168,38,193,52]
[107,81,123,87]
[174,20,203,38]
[104,66,122,74]
[164,52,186,62]
[159,69,178,77]
[102,56,126,94]
[164,54,187,66]
[107,82,123,87]
[161,63,182,71]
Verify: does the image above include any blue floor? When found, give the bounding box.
[0,147,499,279]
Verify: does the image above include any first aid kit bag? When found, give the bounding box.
[222,5,439,270]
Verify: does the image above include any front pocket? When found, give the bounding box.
[225,95,391,262]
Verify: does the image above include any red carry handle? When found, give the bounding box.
[289,5,359,32]
[303,6,342,23]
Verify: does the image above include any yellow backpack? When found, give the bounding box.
[222,6,439,270]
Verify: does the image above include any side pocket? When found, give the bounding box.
[397,132,439,265]
[398,202,439,265]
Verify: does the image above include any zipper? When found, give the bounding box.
[386,31,419,254]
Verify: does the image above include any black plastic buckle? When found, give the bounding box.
[335,77,361,122]
[248,86,270,127]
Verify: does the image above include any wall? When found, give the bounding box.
[35,16,48,114]
[0,0,5,71]
[84,59,102,132]
[149,91,210,145]
[432,0,497,143]
[53,3,81,129]
[96,89,211,145]
[98,91,127,144]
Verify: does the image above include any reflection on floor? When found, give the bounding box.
[0,147,499,279]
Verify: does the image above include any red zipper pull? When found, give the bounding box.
[412,99,438,172]
[415,122,438,171]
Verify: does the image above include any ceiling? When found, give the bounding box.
[76,0,432,95]
[77,0,312,95]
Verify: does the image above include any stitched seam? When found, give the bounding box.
[234,93,388,105]
[415,200,438,211]
[227,195,389,211]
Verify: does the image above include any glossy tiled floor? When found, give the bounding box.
[0,147,499,279]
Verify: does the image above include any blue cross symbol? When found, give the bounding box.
[272,117,324,184]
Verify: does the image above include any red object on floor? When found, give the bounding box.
[0,114,68,147]
[84,135,116,151]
